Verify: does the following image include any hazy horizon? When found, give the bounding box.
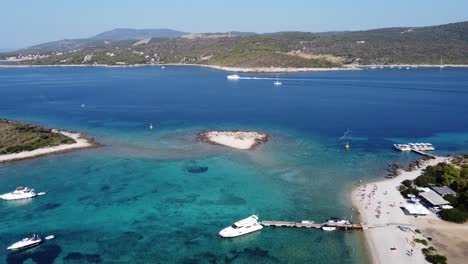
[2,0,468,49]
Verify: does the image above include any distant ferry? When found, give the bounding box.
[227,74,240,80]
[219,215,263,238]
[394,143,435,152]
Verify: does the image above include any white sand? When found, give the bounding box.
[0,131,94,163]
[199,131,268,150]
[352,157,450,264]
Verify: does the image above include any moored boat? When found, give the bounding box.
[322,226,337,231]
[219,215,263,238]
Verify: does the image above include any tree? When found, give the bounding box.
[402,179,413,188]
[439,208,467,223]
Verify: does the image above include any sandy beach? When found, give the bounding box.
[198,131,269,150]
[352,156,468,264]
[0,130,96,163]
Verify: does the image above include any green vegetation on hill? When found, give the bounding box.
[414,160,468,223]
[0,119,75,155]
[2,21,468,67]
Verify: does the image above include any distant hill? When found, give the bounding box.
[2,21,468,67]
[91,28,186,40]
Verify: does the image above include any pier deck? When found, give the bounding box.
[260,221,363,230]
[411,149,436,159]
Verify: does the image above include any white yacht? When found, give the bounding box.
[219,215,263,238]
[227,74,240,80]
[322,226,337,231]
[6,235,42,251]
[393,144,412,151]
[0,186,37,201]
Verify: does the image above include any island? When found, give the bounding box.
[0,119,96,163]
[353,155,468,264]
[197,131,269,150]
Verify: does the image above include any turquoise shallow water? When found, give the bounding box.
[0,66,468,263]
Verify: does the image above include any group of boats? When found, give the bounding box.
[1,186,53,251]
[226,74,283,86]
[218,215,352,237]
[393,143,435,152]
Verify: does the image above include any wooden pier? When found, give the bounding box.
[260,221,363,231]
[411,149,436,159]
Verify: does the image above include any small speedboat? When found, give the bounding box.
[227,74,240,80]
[273,80,282,86]
[6,234,42,251]
[219,215,263,238]
[322,226,337,231]
[0,186,37,201]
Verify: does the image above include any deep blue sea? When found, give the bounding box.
[0,66,467,264]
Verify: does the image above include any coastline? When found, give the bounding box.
[0,62,357,73]
[352,156,468,264]
[358,64,468,69]
[0,130,97,163]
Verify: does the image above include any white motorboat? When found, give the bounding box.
[6,235,42,251]
[327,217,352,225]
[0,186,37,201]
[227,74,240,80]
[274,80,282,86]
[393,144,411,151]
[322,226,337,231]
[219,215,263,238]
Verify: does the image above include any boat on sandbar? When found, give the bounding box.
[219,215,263,238]
[6,234,42,251]
[0,186,38,201]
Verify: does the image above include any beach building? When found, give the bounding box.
[403,203,431,216]
[419,191,450,208]
[431,186,456,196]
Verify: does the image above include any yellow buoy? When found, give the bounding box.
[345,142,350,151]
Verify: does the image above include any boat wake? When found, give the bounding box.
[339,128,350,141]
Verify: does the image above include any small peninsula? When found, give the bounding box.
[0,119,96,163]
[198,131,269,150]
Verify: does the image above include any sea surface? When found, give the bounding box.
[0,66,468,264]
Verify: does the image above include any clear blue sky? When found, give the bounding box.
[2,0,468,49]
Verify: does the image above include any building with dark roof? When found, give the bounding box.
[419,191,450,207]
[431,186,456,196]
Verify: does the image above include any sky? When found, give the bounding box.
[1,0,468,49]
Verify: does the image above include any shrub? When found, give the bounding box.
[415,239,428,246]
[439,208,468,223]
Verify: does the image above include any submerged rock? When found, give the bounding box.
[186,165,208,173]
